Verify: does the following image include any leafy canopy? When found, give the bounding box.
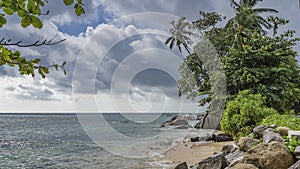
[166,0,300,113]
[0,0,85,78]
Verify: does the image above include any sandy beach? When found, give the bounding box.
[162,141,234,167]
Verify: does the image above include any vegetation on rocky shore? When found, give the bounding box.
[173,123,300,169]
[165,0,300,168]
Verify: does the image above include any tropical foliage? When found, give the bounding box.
[165,17,193,54]
[261,114,300,130]
[220,90,278,139]
[285,136,300,159]
[0,0,84,77]
[166,0,300,114]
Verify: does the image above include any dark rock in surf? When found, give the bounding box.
[175,162,188,169]
[193,152,228,169]
[206,133,233,142]
[161,115,188,128]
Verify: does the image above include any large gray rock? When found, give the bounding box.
[194,112,222,130]
[171,119,189,126]
[175,162,188,169]
[253,124,267,138]
[221,144,234,155]
[161,115,188,127]
[225,148,244,165]
[237,137,260,152]
[288,160,300,169]
[241,141,294,169]
[294,146,300,155]
[227,163,258,169]
[263,128,285,144]
[194,152,227,169]
[194,112,209,129]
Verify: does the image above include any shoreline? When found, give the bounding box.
[149,139,234,168]
[162,141,234,167]
[150,115,234,168]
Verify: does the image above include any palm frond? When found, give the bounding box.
[165,17,193,53]
[247,0,263,7]
[177,40,182,53]
[183,44,191,54]
[256,16,273,29]
[226,0,240,9]
[253,8,278,14]
[165,37,173,46]
[169,38,175,49]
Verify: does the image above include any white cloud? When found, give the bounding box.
[1,0,299,112]
[1,76,72,101]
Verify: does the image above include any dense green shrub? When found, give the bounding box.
[261,114,300,130]
[220,90,278,140]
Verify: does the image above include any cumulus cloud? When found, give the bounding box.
[0,76,72,103]
[0,0,299,112]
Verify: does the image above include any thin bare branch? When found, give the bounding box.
[0,35,66,47]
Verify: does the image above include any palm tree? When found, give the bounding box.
[226,0,278,48]
[165,17,193,54]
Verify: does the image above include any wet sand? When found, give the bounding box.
[162,141,234,167]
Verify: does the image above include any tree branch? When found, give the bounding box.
[0,35,66,47]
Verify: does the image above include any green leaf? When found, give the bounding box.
[38,68,46,78]
[17,10,26,17]
[33,58,41,63]
[41,67,49,74]
[3,7,14,15]
[17,0,26,8]
[27,0,34,11]
[3,1,12,7]
[62,61,66,67]
[3,52,11,61]
[10,3,18,10]
[63,0,74,6]
[74,3,85,16]
[0,15,7,27]
[30,15,42,28]
[54,64,58,71]
[21,15,31,28]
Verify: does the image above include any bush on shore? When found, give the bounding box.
[220,90,278,140]
[260,114,300,130]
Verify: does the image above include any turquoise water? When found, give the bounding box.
[0,113,175,169]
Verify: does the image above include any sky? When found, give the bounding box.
[0,0,300,113]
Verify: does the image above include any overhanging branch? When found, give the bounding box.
[0,35,66,47]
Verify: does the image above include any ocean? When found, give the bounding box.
[0,113,202,169]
